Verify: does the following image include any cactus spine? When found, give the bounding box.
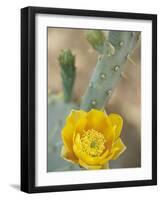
[58,49,76,102]
[80,31,140,111]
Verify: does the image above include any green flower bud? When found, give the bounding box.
[58,49,76,102]
[86,30,105,53]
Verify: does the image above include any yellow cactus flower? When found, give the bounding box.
[61,109,126,170]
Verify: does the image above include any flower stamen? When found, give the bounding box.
[80,129,106,157]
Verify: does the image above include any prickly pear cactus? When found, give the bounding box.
[48,50,80,171]
[48,30,140,172]
[81,30,140,111]
[48,94,80,171]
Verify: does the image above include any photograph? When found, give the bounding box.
[47,28,141,172]
[21,7,157,193]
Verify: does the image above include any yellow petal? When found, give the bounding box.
[86,109,109,132]
[103,125,116,149]
[109,113,123,140]
[61,146,78,164]
[62,110,87,153]
[110,138,126,160]
[99,151,113,165]
[61,123,74,153]
[100,148,110,159]
[79,159,109,170]
[102,162,109,169]
[66,110,87,124]
[79,159,102,170]
[73,114,87,142]
[76,117,87,131]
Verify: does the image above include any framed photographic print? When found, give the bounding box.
[21,6,157,193]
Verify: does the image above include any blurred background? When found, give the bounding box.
[48,28,141,169]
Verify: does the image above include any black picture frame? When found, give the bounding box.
[21,6,157,193]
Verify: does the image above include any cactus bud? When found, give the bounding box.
[58,49,76,102]
[86,30,105,53]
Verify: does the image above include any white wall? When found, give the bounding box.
[0,0,160,199]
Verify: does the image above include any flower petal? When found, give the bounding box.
[61,123,74,153]
[110,138,126,160]
[103,125,116,149]
[66,110,87,125]
[109,113,123,140]
[86,109,109,132]
[61,146,78,164]
[78,159,102,170]
[62,110,87,153]
[73,114,87,141]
